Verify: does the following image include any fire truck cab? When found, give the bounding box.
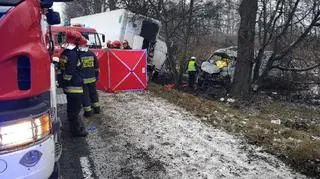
[0,0,71,178]
[51,24,105,57]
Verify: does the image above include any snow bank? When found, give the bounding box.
[85,91,307,178]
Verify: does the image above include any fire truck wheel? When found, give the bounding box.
[49,162,61,179]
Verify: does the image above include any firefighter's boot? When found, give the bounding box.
[73,127,88,137]
[93,106,100,114]
[70,116,88,137]
[84,110,93,118]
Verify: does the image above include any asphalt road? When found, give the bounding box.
[58,104,96,179]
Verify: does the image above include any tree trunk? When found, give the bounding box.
[164,22,178,83]
[231,0,258,98]
[101,0,106,12]
[252,49,264,83]
[177,0,194,88]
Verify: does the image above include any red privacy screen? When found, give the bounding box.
[97,49,147,92]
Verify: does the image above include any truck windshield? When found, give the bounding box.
[0,0,23,6]
[55,31,102,49]
[81,32,102,49]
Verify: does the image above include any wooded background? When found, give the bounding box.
[63,0,320,99]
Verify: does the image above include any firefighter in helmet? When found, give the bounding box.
[112,40,121,49]
[106,40,113,48]
[186,56,198,90]
[81,43,100,117]
[59,30,88,137]
[122,40,132,50]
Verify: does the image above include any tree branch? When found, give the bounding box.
[275,11,320,61]
[276,0,301,38]
[264,0,284,46]
[273,63,320,72]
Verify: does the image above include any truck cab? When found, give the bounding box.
[70,9,168,72]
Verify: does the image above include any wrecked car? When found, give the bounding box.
[197,46,237,94]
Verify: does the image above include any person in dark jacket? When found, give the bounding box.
[59,30,88,137]
[81,49,100,117]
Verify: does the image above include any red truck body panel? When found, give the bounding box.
[0,0,50,101]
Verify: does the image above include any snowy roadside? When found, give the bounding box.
[83,91,307,178]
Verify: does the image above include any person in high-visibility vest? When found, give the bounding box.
[59,30,88,137]
[186,56,198,90]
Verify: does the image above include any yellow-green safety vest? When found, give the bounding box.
[187,60,196,72]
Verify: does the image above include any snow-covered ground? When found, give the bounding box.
[83,91,307,178]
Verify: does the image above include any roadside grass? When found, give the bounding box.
[149,83,320,178]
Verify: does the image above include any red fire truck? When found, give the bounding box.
[0,0,71,178]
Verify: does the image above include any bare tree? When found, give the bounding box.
[120,0,200,84]
[177,0,195,86]
[229,0,320,98]
[64,0,92,20]
[108,0,118,10]
[253,0,320,89]
[64,0,119,20]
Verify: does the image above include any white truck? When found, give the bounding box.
[70,9,167,71]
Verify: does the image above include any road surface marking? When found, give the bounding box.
[80,157,94,179]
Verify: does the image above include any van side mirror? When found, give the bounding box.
[57,32,66,44]
[46,9,61,25]
[101,34,105,43]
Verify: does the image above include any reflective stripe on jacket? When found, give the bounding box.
[63,86,83,94]
[78,50,99,84]
[83,77,97,84]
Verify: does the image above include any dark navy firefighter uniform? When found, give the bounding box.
[80,50,100,117]
[59,47,88,137]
